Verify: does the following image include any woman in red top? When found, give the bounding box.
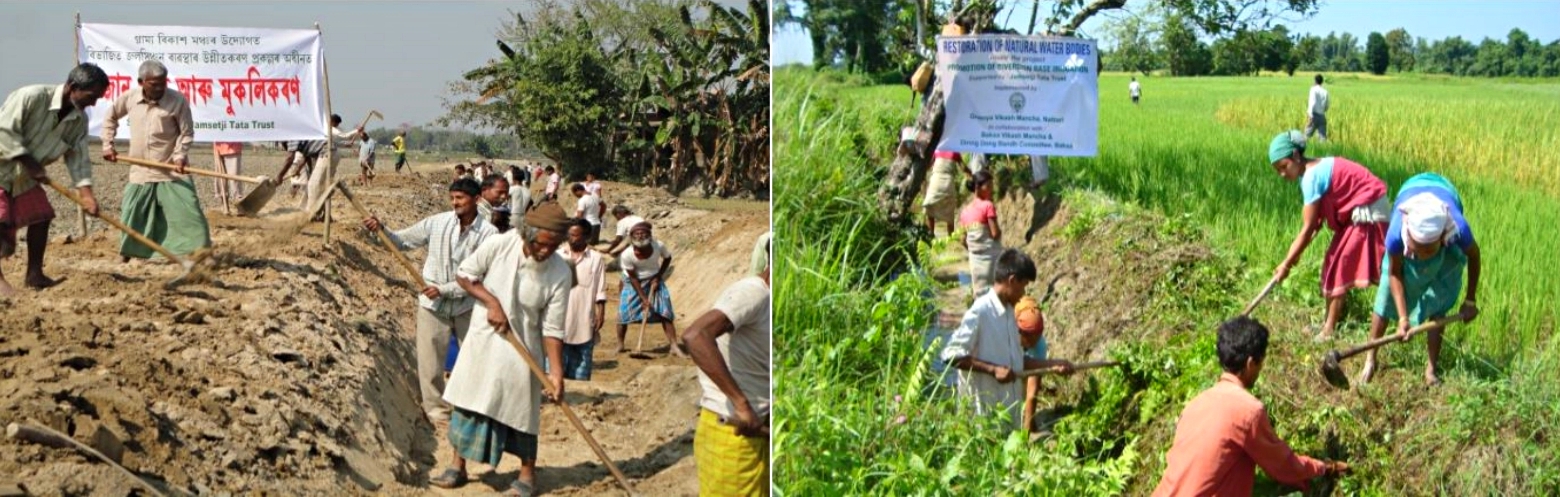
[959,171,1001,298]
[1266,130,1388,340]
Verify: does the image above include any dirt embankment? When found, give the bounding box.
[0,150,767,496]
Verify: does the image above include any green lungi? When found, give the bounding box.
[119,179,211,259]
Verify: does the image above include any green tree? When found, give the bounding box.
[1292,34,1321,71]
[1366,31,1389,75]
[1160,13,1212,76]
[1102,8,1161,75]
[1385,28,1414,72]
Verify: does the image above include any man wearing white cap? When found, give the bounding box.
[1358,172,1481,386]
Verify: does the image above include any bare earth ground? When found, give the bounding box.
[0,148,767,496]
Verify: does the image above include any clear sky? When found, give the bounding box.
[0,0,744,131]
[773,0,1560,66]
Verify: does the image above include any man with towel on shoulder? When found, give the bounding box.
[432,202,574,497]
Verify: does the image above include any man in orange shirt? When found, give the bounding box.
[1152,316,1348,496]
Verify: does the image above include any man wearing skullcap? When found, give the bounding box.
[1358,172,1481,386]
[433,202,574,495]
[361,178,496,425]
[617,221,681,357]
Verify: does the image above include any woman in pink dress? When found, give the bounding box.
[1267,130,1389,340]
[959,171,1002,298]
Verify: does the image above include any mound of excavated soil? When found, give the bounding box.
[0,152,766,496]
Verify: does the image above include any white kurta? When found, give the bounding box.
[443,231,572,434]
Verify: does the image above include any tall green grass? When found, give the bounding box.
[775,67,1560,494]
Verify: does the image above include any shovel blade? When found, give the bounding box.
[1319,352,1350,389]
[235,178,278,217]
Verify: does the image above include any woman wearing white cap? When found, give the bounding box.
[1357,172,1481,386]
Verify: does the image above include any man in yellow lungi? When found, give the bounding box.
[684,233,771,496]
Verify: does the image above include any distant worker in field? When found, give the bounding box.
[584,171,603,198]
[211,141,244,214]
[1358,173,1481,386]
[603,205,645,256]
[454,164,471,182]
[476,174,509,222]
[356,130,377,186]
[941,249,1071,432]
[361,177,496,427]
[434,203,573,495]
[101,60,211,262]
[1129,77,1142,105]
[618,222,682,357]
[683,233,771,496]
[1015,296,1072,434]
[570,183,603,243]
[1305,74,1329,141]
[1266,130,1388,341]
[1152,316,1349,495]
[392,130,408,173]
[557,218,607,381]
[960,171,1002,298]
[508,166,532,216]
[303,113,364,214]
[922,149,969,236]
[543,165,560,202]
[0,63,109,296]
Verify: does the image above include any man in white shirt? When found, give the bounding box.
[618,222,680,357]
[571,183,603,243]
[556,218,607,380]
[941,249,1072,432]
[683,232,771,495]
[1129,77,1141,105]
[604,205,646,256]
[1306,74,1329,141]
[361,178,497,424]
[303,113,363,214]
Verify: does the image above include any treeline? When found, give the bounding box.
[441,0,768,198]
[1109,17,1560,78]
[363,127,536,159]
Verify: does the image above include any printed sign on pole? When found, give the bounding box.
[936,35,1099,157]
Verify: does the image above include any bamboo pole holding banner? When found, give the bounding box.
[73,12,89,239]
[316,22,333,245]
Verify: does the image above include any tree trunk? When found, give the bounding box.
[876,86,946,224]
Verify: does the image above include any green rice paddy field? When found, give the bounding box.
[774,68,1560,495]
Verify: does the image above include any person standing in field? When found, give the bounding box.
[543,166,561,203]
[683,233,771,496]
[570,183,603,243]
[922,149,968,236]
[101,60,211,262]
[211,141,244,214]
[556,218,607,382]
[356,131,377,186]
[1129,77,1142,105]
[584,171,603,198]
[1357,173,1481,386]
[1152,316,1349,496]
[0,63,109,296]
[508,166,532,217]
[361,178,496,426]
[1265,130,1388,341]
[303,113,364,214]
[392,130,408,173]
[960,171,1002,298]
[1305,74,1329,141]
[940,249,1071,432]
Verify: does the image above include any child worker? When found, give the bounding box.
[1015,295,1072,434]
[941,249,1073,432]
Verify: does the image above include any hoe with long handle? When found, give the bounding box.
[335,181,638,495]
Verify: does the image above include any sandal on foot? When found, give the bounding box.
[429,468,467,489]
[504,479,535,497]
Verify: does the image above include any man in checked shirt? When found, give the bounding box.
[362,177,498,425]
